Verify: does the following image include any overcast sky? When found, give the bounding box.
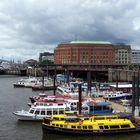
[0,0,140,62]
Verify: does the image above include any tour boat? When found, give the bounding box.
[42,113,140,135]
[13,101,71,121]
[103,91,132,100]
[13,98,113,121]
[13,76,40,88]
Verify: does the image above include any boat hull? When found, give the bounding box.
[103,95,132,100]
[32,85,56,91]
[42,124,140,135]
[13,111,47,121]
[13,84,25,88]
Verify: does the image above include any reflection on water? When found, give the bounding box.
[42,132,140,140]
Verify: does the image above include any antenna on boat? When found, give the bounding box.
[78,83,82,115]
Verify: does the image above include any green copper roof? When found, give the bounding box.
[70,41,112,45]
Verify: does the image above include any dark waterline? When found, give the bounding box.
[0,75,140,140]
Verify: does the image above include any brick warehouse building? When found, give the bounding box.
[54,41,115,65]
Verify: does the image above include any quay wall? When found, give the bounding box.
[6,69,27,76]
[3,67,138,82]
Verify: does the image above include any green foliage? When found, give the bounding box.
[40,60,54,65]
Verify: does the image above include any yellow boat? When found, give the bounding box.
[42,112,140,135]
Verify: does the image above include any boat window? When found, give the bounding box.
[47,111,52,115]
[59,110,64,114]
[94,106,102,111]
[83,126,87,129]
[71,126,76,129]
[29,109,35,114]
[90,106,94,111]
[95,117,105,120]
[58,104,63,106]
[36,103,39,106]
[110,125,120,129]
[60,125,63,127]
[121,124,130,128]
[82,107,88,110]
[61,118,64,121]
[106,116,117,119]
[103,106,110,110]
[64,125,67,128]
[99,126,104,129]
[65,108,70,111]
[104,125,109,129]
[88,125,93,129]
[84,118,89,120]
[77,126,81,129]
[53,111,58,115]
[53,117,59,120]
[56,124,59,127]
[41,110,45,115]
[57,88,63,93]
[35,110,40,115]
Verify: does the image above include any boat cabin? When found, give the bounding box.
[43,113,135,133]
[29,105,70,116]
[109,84,132,93]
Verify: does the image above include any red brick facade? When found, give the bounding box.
[54,41,115,65]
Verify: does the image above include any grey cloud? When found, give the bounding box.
[0,0,140,61]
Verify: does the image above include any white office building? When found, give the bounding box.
[131,49,140,64]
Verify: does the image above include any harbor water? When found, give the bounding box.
[0,75,140,140]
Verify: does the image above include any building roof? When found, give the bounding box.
[69,41,112,45]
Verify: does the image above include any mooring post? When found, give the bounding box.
[132,72,136,115]
[78,83,82,115]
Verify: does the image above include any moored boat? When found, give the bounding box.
[13,79,26,87]
[42,113,140,135]
[103,91,132,100]
[13,98,113,121]
[56,86,79,97]
[13,76,40,88]
[13,102,71,121]
[29,93,72,104]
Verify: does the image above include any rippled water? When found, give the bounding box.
[1,75,140,140]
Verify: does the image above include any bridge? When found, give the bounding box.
[0,61,139,82]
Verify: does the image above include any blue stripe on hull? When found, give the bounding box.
[104,95,132,100]
[42,124,140,136]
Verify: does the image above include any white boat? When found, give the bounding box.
[13,102,71,121]
[24,77,40,88]
[13,76,40,88]
[103,91,132,100]
[13,79,26,87]
[13,98,113,121]
[56,86,78,97]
